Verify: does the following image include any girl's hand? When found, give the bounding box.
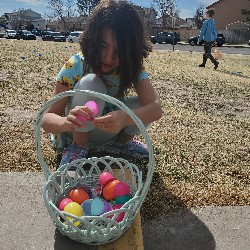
[93,110,128,133]
[66,105,94,130]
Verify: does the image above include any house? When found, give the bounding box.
[179,18,198,29]
[207,0,250,30]
[3,9,46,30]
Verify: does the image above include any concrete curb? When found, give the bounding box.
[1,172,249,250]
[178,41,250,48]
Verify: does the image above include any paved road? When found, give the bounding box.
[153,43,250,55]
[1,172,250,250]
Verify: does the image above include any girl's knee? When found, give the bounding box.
[75,73,107,94]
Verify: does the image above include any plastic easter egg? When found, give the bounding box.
[69,188,90,205]
[112,204,125,222]
[114,182,130,197]
[99,172,114,187]
[103,179,120,200]
[81,199,92,216]
[64,202,83,226]
[115,195,131,205]
[85,101,99,116]
[91,198,104,216]
[58,197,73,211]
[102,199,112,213]
[76,101,99,122]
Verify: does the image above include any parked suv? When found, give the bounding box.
[5,29,17,39]
[16,30,36,40]
[150,31,180,45]
[42,31,66,42]
[187,33,225,47]
[67,31,83,43]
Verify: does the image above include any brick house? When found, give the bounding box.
[207,0,250,30]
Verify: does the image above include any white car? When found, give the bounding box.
[67,31,83,43]
[5,29,17,39]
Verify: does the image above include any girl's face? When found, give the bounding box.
[101,30,119,73]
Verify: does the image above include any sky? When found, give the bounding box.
[0,0,216,19]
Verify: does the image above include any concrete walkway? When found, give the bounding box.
[0,172,249,250]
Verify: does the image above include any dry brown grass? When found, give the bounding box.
[0,39,249,217]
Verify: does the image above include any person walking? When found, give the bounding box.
[199,8,219,70]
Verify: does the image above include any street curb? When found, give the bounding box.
[178,41,250,48]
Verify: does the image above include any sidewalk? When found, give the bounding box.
[178,41,250,48]
[0,172,249,250]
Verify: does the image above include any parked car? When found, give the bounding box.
[16,30,36,40]
[4,29,17,39]
[31,29,41,36]
[187,33,225,47]
[150,31,180,45]
[67,31,83,43]
[42,31,66,42]
[248,40,250,46]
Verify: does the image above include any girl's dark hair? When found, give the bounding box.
[80,0,152,99]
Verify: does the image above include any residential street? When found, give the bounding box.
[153,43,250,55]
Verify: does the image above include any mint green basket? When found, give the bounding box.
[35,90,155,245]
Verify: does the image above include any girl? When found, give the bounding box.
[42,0,162,167]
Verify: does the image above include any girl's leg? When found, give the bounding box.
[60,74,108,167]
[104,96,150,158]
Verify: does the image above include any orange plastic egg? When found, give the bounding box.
[69,188,90,205]
[103,179,120,200]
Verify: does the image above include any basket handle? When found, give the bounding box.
[35,90,155,184]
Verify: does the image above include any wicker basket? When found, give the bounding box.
[35,90,155,245]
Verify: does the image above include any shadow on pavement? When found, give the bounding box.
[54,229,97,250]
[141,172,216,250]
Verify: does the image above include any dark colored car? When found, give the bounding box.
[16,30,36,40]
[42,31,66,42]
[150,31,180,45]
[187,33,225,47]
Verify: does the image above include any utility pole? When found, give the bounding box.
[172,13,176,52]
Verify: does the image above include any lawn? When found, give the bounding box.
[0,39,249,220]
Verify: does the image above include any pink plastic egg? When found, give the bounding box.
[114,182,130,197]
[99,172,114,187]
[76,101,99,122]
[58,198,73,211]
[112,204,125,222]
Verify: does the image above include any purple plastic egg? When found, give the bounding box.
[102,199,112,213]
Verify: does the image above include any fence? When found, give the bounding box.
[176,29,250,44]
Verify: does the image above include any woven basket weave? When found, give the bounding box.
[35,90,155,245]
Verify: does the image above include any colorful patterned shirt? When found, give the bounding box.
[56,52,149,98]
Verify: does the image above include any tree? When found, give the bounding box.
[193,4,205,29]
[76,0,100,16]
[241,0,250,22]
[153,0,179,29]
[11,8,27,30]
[45,0,76,30]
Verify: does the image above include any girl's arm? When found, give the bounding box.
[126,78,162,125]
[42,82,91,134]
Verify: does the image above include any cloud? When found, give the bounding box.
[198,0,216,6]
[179,8,195,19]
[16,0,46,7]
